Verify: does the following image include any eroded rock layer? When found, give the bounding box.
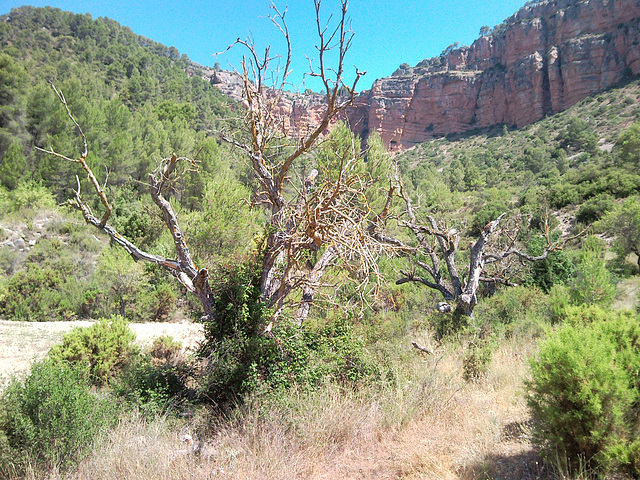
[347,0,640,149]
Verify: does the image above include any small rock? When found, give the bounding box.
[15,238,25,250]
[4,241,16,250]
[28,239,36,247]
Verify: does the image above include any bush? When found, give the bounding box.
[473,285,547,335]
[113,336,193,416]
[570,236,616,306]
[552,303,636,326]
[196,258,380,406]
[527,313,640,476]
[0,360,117,477]
[524,236,575,293]
[561,117,599,154]
[470,197,510,235]
[0,263,67,321]
[48,315,137,386]
[462,338,494,382]
[0,181,56,216]
[575,193,615,223]
[198,313,380,407]
[0,235,104,321]
[617,121,640,166]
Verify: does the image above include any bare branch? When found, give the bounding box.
[38,83,215,322]
[382,181,582,318]
[219,0,387,327]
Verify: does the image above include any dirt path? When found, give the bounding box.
[0,320,204,388]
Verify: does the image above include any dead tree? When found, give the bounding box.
[39,1,395,330]
[221,1,394,330]
[390,182,584,319]
[37,83,216,321]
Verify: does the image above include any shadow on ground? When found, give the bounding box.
[460,421,553,480]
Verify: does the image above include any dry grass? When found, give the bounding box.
[56,335,544,480]
[612,276,640,310]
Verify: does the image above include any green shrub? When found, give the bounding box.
[0,236,103,321]
[524,236,575,293]
[547,284,572,323]
[462,338,494,382]
[0,181,56,216]
[561,117,599,154]
[48,315,137,386]
[196,258,380,406]
[0,263,65,321]
[113,336,192,416]
[0,359,117,477]
[570,236,617,306]
[575,193,615,223]
[470,197,510,235]
[527,313,640,476]
[474,285,547,335]
[114,356,191,416]
[548,182,582,208]
[617,121,640,166]
[553,303,636,326]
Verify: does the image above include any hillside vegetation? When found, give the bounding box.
[0,5,640,480]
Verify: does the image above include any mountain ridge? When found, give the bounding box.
[344,0,640,149]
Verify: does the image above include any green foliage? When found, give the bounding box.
[0,181,56,216]
[196,258,379,406]
[0,234,110,321]
[575,192,615,223]
[552,303,637,326]
[92,247,151,321]
[470,189,511,234]
[48,316,137,386]
[0,6,233,199]
[561,117,599,154]
[0,143,27,189]
[600,196,640,273]
[617,121,640,165]
[521,146,548,174]
[527,311,640,475]
[185,175,260,265]
[524,236,575,292]
[154,100,196,123]
[316,122,364,179]
[113,336,192,417]
[570,236,617,306]
[474,285,548,335]
[0,359,117,477]
[0,262,70,321]
[462,338,494,382]
[108,185,165,249]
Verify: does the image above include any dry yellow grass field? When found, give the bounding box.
[26,335,544,480]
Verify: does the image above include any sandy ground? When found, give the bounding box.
[0,320,204,388]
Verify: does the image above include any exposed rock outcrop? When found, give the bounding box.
[349,0,640,149]
[202,0,640,150]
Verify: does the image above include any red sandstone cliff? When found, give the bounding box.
[207,0,640,150]
[349,0,640,149]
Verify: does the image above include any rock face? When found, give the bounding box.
[348,0,640,149]
[204,0,640,150]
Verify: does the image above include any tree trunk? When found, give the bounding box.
[454,293,476,318]
[260,233,285,304]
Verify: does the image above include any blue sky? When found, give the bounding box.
[0,0,528,91]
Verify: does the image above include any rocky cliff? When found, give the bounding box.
[208,0,640,150]
[348,0,640,149]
